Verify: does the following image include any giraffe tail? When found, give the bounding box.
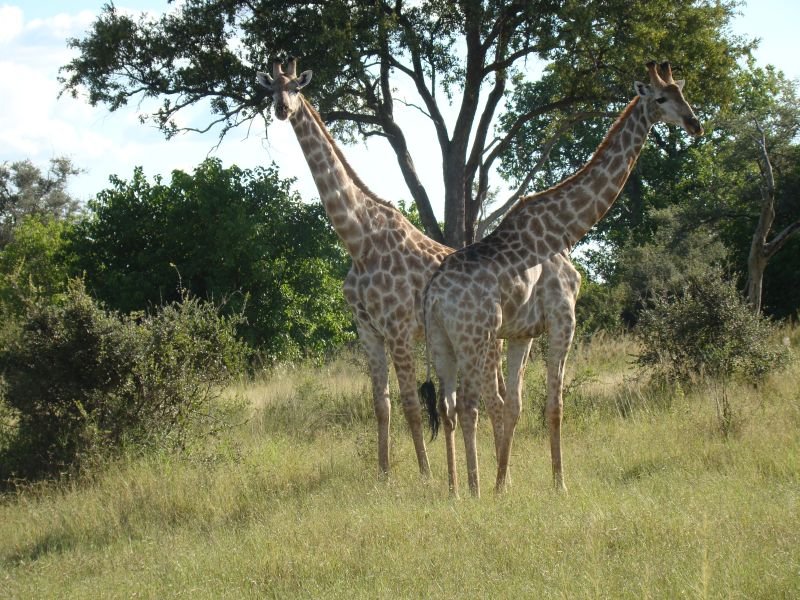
[419,379,439,441]
[419,280,440,441]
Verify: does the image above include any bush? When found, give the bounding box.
[0,214,75,317]
[573,263,624,338]
[0,280,248,484]
[70,159,354,361]
[635,270,790,383]
[610,207,731,327]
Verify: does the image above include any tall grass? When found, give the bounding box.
[1,332,798,598]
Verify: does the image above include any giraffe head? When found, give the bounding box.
[634,61,703,137]
[256,58,312,121]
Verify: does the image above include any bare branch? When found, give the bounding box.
[764,219,800,259]
[392,97,432,119]
[482,96,598,171]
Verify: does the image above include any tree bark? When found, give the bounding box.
[745,123,800,312]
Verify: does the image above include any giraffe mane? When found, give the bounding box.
[300,96,397,211]
[509,96,642,216]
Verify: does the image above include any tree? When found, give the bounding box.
[746,125,800,312]
[59,0,749,248]
[0,215,75,317]
[70,158,353,360]
[0,158,81,248]
[675,63,800,317]
[718,65,800,313]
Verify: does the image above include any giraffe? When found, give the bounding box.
[256,58,456,477]
[423,61,703,497]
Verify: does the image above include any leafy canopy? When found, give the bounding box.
[70,158,353,361]
[60,0,751,247]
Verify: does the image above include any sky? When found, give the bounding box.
[2,0,799,220]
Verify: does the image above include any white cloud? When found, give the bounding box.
[26,10,95,40]
[0,5,23,43]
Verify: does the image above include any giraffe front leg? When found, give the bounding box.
[390,339,431,477]
[358,325,392,476]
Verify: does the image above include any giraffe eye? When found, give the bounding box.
[655,97,667,104]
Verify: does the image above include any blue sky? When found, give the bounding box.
[2,1,799,218]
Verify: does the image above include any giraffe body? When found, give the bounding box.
[258,60,452,476]
[424,62,703,496]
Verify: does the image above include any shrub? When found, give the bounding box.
[635,270,790,383]
[0,214,75,317]
[0,280,248,484]
[70,159,354,361]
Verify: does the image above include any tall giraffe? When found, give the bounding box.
[423,62,703,497]
[256,58,454,477]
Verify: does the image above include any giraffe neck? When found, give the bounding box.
[503,97,653,253]
[290,96,378,259]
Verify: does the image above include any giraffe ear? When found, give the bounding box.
[295,70,313,89]
[674,79,686,91]
[256,71,274,91]
[634,81,652,98]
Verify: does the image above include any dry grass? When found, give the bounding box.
[1,331,798,598]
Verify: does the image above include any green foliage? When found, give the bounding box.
[59,0,751,246]
[0,215,75,317]
[395,199,425,232]
[0,158,81,248]
[70,158,353,361]
[0,279,249,484]
[575,206,730,329]
[636,270,790,383]
[612,206,730,322]
[572,261,625,337]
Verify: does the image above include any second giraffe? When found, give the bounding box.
[423,61,704,497]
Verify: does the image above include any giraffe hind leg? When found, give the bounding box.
[429,323,459,496]
[495,338,532,493]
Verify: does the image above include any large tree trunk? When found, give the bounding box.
[443,158,466,248]
[746,247,768,313]
[747,126,776,313]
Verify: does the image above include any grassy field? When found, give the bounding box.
[1,331,799,598]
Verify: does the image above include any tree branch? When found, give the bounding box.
[476,111,608,239]
[482,96,597,170]
[764,219,800,259]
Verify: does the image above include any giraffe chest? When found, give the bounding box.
[344,252,438,335]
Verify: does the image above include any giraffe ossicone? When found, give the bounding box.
[423,61,703,497]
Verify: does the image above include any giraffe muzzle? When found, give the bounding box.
[684,116,703,137]
[275,103,289,120]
